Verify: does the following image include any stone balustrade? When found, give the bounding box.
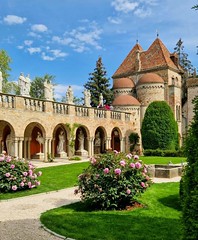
[0,93,131,122]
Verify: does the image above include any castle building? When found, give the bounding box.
[111,37,194,145]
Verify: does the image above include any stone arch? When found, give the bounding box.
[0,120,15,155]
[24,122,46,159]
[94,126,107,154]
[111,127,122,152]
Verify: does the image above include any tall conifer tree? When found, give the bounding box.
[84,57,113,107]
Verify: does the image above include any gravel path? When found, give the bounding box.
[0,187,80,240]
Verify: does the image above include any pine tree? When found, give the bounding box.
[174,39,194,105]
[84,57,113,107]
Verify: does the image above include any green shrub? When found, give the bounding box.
[75,151,152,210]
[141,101,179,150]
[181,96,198,240]
[143,149,184,157]
[0,153,42,193]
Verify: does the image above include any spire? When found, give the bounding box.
[156,29,159,38]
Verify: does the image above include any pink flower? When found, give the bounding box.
[6,156,12,162]
[20,182,25,187]
[126,153,132,159]
[90,157,97,165]
[129,163,135,168]
[23,172,28,177]
[12,185,17,191]
[120,160,126,167]
[0,156,5,161]
[37,171,42,176]
[28,182,32,188]
[103,168,110,174]
[10,164,15,169]
[5,172,11,177]
[135,162,142,169]
[35,181,40,186]
[28,170,33,176]
[114,168,121,175]
[134,155,139,160]
[143,167,147,173]
[114,150,119,154]
[126,189,131,195]
[141,182,146,188]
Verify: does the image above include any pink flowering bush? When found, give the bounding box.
[0,154,42,193]
[75,152,152,210]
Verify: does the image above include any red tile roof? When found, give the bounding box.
[137,73,164,85]
[112,95,140,106]
[113,38,182,78]
[113,77,135,89]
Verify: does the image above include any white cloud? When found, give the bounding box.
[53,21,103,52]
[27,47,41,54]
[52,36,73,45]
[17,45,24,50]
[28,32,41,38]
[134,7,151,18]
[41,48,68,61]
[3,15,27,25]
[111,0,139,13]
[107,17,122,24]
[24,40,33,46]
[31,24,48,32]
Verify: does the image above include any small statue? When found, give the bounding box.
[84,89,91,107]
[18,72,31,97]
[57,131,65,154]
[36,132,44,153]
[66,86,74,104]
[44,80,53,101]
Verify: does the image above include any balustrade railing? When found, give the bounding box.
[24,98,45,112]
[111,111,121,120]
[75,106,89,117]
[53,102,69,115]
[94,109,107,118]
[0,93,15,108]
[0,93,132,123]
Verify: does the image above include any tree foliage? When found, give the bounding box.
[30,74,55,99]
[84,57,113,107]
[141,101,179,150]
[180,96,198,240]
[174,39,194,105]
[0,49,12,93]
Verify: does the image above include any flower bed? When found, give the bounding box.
[0,153,42,193]
[75,151,152,210]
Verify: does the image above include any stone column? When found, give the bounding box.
[120,137,126,153]
[14,138,19,157]
[44,138,48,162]
[18,138,23,159]
[27,138,31,160]
[88,137,94,157]
[106,137,111,150]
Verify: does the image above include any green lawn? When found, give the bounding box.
[0,161,89,200]
[140,156,186,165]
[41,182,182,240]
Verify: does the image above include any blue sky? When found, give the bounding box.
[0,0,198,100]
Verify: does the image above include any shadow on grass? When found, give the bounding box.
[158,194,182,211]
[41,202,182,240]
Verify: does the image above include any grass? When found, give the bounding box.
[140,156,186,165]
[0,156,186,200]
[0,161,89,200]
[40,182,182,240]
